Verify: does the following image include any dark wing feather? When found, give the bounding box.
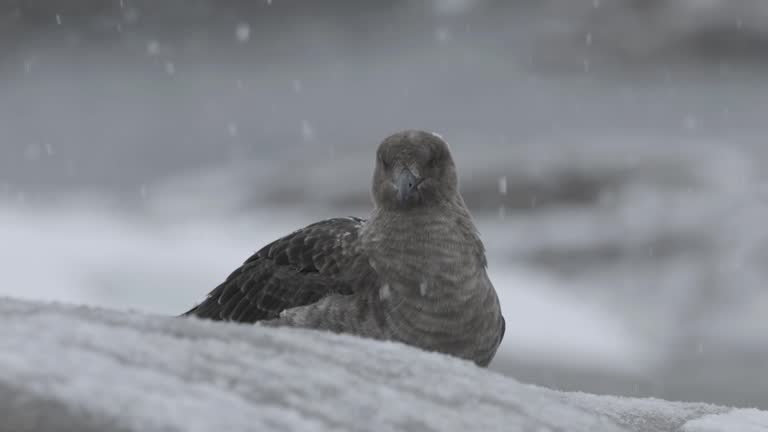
[183,217,370,323]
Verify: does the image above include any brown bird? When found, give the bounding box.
[184,130,505,366]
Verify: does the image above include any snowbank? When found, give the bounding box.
[0,298,763,432]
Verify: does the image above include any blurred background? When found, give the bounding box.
[2,0,767,410]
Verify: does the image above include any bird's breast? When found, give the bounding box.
[357,209,502,365]
[370,271,503,366]
[362,215,484,281]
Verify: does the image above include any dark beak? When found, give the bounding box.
[397,168,420,204]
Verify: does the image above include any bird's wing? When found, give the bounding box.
[183,217,373,323]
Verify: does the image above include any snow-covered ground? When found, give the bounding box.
[2,297,766,432]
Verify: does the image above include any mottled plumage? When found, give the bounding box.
[184,130,505,366]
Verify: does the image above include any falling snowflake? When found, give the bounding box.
[146,40,160,56]
[164,61,175,75]
[301,120,315,142]
[235,23,251,43]
[379,284,391,300]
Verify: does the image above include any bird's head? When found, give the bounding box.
[372,130,459,211]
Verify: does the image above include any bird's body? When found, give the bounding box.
[184,130,505,366]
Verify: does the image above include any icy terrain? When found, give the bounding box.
[1,297,765,432]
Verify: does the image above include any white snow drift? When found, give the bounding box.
[0,298,765,432]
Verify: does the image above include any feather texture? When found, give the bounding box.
[183,217,371,322]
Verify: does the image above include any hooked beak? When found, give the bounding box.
[396,168,422,205]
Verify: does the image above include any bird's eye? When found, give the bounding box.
[379,156,390,169]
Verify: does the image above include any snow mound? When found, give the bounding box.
[0,298,762,432]
[684,409,768,432]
